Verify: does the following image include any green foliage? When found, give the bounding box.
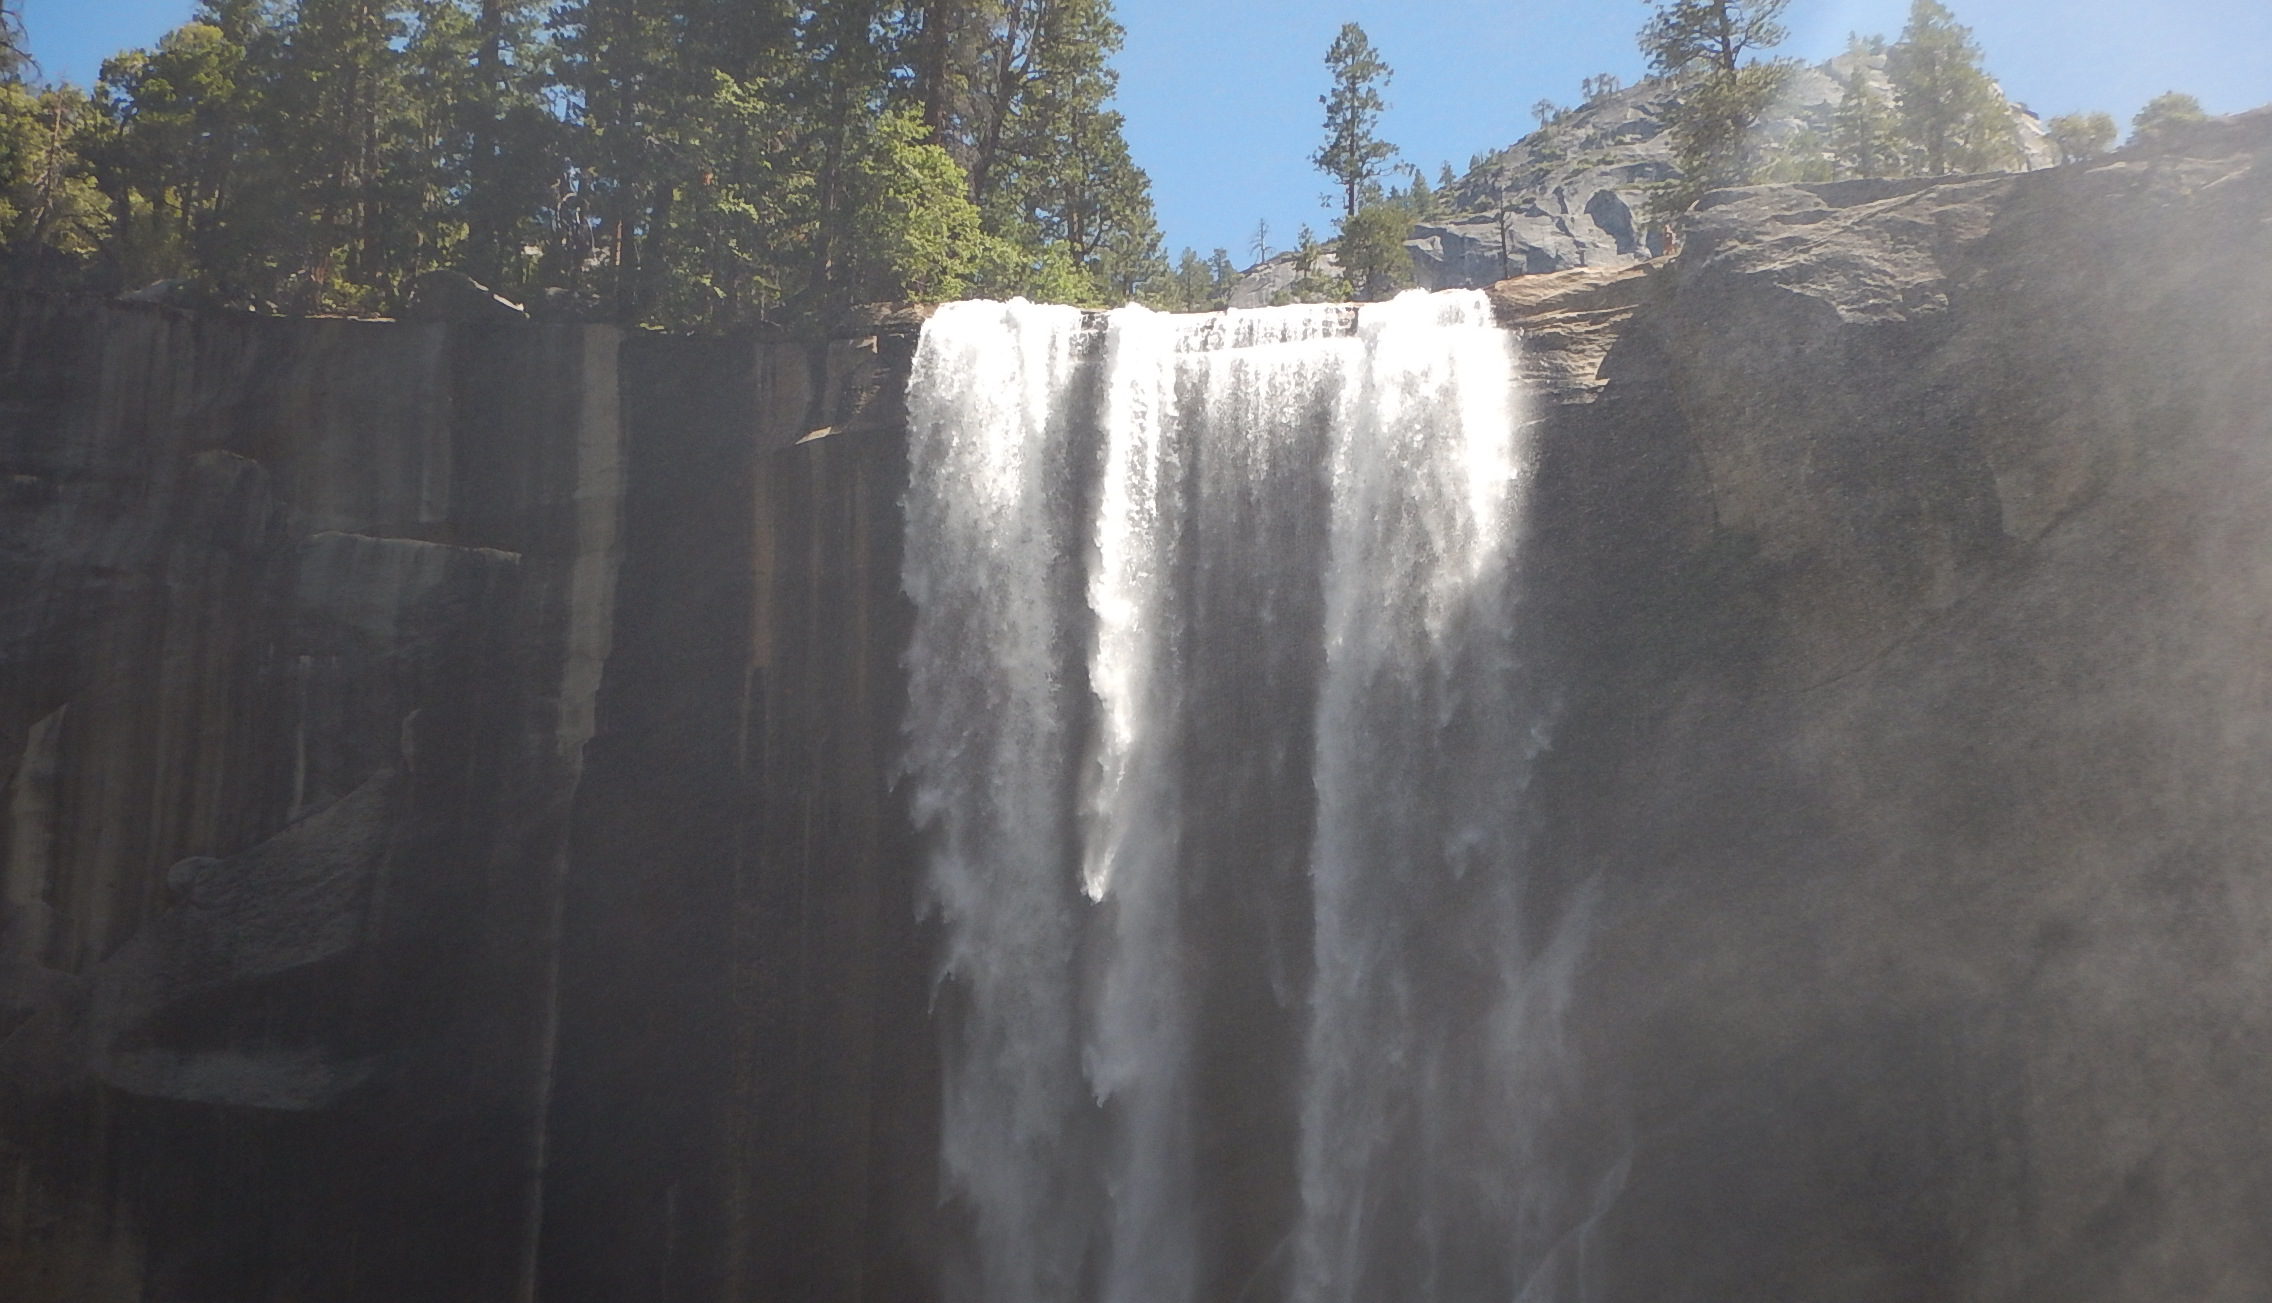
[839,108,1001,303]
[1314,22,1394,218]
[1402,166,1442,220]
[945,0,1162,303]
[0,0,25,79]
[0,0,103,273]
[1639,0,1793,217]
[1276,222,1348,304]
[2130,92,2206,146]
[2045,111,2116,164]
[83,19,255,286]
[1139,243,1239,312]
[1335,199,1411,301]
[1832,60,1900,178]
[1757,127,1834,183]
[1640,0,1788,77]
[3,0,1162,330]
[1654,63,1792,216]
[0,82,106,267]
[1883,0,2016,176]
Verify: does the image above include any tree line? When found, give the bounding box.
[0,0,1167,328]
[0,0,2221,321]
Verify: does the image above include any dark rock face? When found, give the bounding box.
[1,111,2269,1302]
[0,301,931,1300]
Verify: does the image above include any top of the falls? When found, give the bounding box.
[927,290,1506,358]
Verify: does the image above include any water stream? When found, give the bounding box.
[903,290,1553,1302]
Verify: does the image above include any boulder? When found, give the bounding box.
[403,268,528,322]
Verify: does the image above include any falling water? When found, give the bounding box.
[903,300,1092,1303]
[903,290,1551,1303]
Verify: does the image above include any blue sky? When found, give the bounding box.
[23,0,2272,260]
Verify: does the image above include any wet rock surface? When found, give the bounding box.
[0,300,929,1301]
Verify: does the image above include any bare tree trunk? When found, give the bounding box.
[469,0,507,285]
[968,0,1035,207]
[912,0,957,143]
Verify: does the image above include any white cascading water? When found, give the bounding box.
[903,300,1092,1303]
[903,290,1550,1303]
[1294,291,1543,1303]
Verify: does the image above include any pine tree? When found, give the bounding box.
[1832,55,1900,178]
[86,17,260,288]
[1405,166,1439,220]
[1638,0,1793,216]
[1204,246,1235,300]
[1883,0,2015,176]
[0,1,24,76]
[918,0,1163,305]
[1313,22,1393,218]
[1757,126,1833,182]
[0,70,107,273]
[27,0,1164,324]
[1280,221,1348,304]
[1153,245,1209,310]
[2045,111,2116,164]
[442,0,563,292]
[2129,92,2205,146]
[268,0,417,299]
[1336,200,1410,301]
[551,0,695,315]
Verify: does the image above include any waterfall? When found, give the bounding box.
[904,300,1092,1303]
[903,290,1549,1302]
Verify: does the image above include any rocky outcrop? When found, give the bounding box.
[402,269,529,322]
[1234,55,2061,306]
[1502,107,2272,1302]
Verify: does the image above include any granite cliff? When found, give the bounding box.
[0,110,2268,1301]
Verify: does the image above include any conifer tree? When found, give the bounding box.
[0,45,105,269]
[1405,166,1439,220]
[1280,221,1348,304]
[0,1,23,75]
[86,16,262,288]
[1831,50,1900,178]
[2129,92,2206,146]
[1313,22,1394,218]
[1638,0,1793,215]
[1883,0,2015,176]
[2045,111,2116,164]
[1336,200,1410,301]
[6,0,1165,325]
[446,0,562,291]
[905,0,1162,304]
